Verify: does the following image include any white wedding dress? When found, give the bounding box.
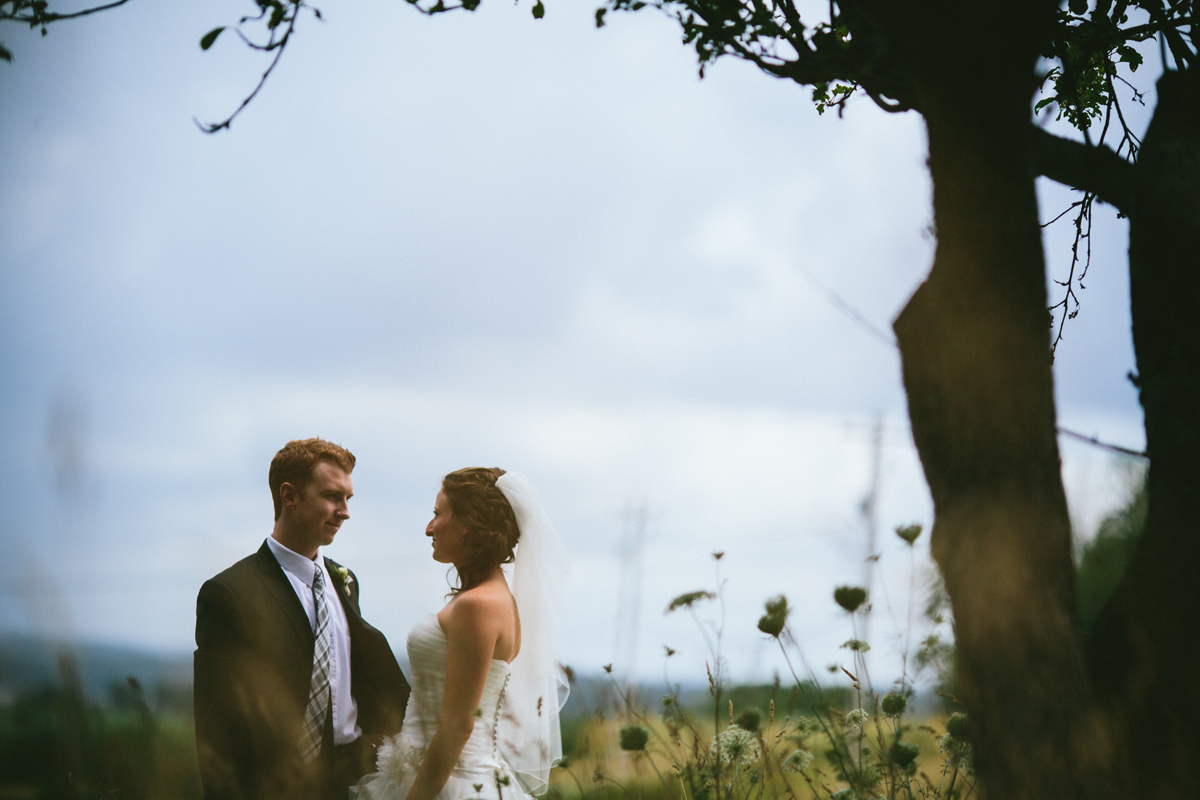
[354,472,569,800]
[354,614,527,800]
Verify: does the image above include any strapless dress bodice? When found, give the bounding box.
[401,613,513,766]
[355,614,523,800]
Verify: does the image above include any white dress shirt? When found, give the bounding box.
[266,536,361,745]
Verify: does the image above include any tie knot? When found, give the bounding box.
[312,566,324,589]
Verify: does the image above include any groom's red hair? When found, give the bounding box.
[269,438,356,520]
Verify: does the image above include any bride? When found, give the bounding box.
[355,468,569,800]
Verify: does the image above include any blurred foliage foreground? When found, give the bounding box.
[0,655,200,800]
[548,472,1145,800]
[543,529,972,800]
[0,477,1144,800]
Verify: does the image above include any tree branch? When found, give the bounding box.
[1032,126,1137,214]
[1,0,132,24]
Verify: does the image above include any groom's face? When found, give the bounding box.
[288,461,354,550]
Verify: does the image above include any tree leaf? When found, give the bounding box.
[531,0,544,18]
[1117,45,1142,72]
[199,26,225,51]
[0,43,12,63]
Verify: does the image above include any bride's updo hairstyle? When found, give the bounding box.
[442,467,520,594]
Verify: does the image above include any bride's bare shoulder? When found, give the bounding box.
[444,582,514,628]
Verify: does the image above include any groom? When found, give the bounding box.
[194,438,409,800]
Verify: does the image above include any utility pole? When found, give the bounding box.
[859,417,883,649]
[613,499,648,703]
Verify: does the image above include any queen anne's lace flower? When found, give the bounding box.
[880,692,907,718]
[937,734,975,776]
[376,735,423,782]
[781,749,814,774]
[711,726,762,768]
[793,715,820,737]
[845,708,869,733]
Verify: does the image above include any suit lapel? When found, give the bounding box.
[254,541,314,647]
[324,557,363,631]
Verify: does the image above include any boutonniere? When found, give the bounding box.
[332,565,354,598]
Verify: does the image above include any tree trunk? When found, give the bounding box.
[1084,67,1200,796]
[885,4,1108,797]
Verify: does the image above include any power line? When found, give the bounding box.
[792,262,1148,461]
[794,264,898,349]
[1058,427,1147,459]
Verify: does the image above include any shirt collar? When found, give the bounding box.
[266,536,321,588]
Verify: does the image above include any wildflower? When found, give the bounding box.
[945,712,970,741]
[881,693,907,717]
[937,734,974,775]
[841,639,871,652]
[757,595,789,637]
[895,524,922,545]
[667,591,716,613]
[833,586,868,613]
[712,726,762,769]
[845,708,869,733]
[781,749,814,774]
[853,764,883,789]
[888,740,920,769]
[619,724,649,752]
[939,712,974,774]
[793,716,820,737]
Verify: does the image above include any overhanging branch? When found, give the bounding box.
[1032,126,1137,214]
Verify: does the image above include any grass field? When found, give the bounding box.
[548,705,970,800]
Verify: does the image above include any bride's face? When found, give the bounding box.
[426,489,468,565]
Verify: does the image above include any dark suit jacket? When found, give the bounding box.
[194,541,410,800]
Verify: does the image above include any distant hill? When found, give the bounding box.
[0,635,944,721]
[0,634,191,706]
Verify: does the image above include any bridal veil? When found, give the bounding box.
[495,472,571,796]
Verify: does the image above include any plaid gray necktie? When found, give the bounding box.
[299,565,332,763]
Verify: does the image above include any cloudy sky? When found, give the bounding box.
[0,0,1153,688]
